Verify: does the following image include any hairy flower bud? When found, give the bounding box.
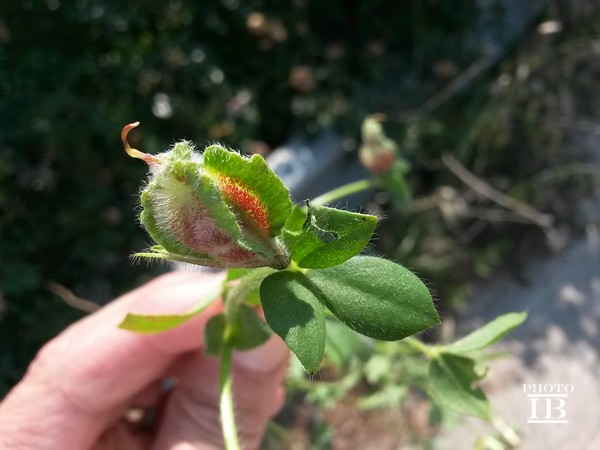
[122,123,291,270]
[358,115,398,175]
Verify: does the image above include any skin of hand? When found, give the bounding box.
[0,271,290,450]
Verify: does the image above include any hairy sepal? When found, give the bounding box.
[137,141,290,269]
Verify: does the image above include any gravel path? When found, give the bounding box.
[437,227,600,449]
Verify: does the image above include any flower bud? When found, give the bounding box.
[358,116,398,175]
[122,123,291,270]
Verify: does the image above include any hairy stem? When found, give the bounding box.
[219,332,241,450]
[403,336,438,359]
[311,178,375,205]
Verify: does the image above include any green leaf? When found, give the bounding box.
[119,282,221,334]
[260,271,326,373]
[231,304,272,351]
[428,353,491,419]
[428,400,463,430]
[359,384,408,410]
[119,311,201,334]
[283,203,378,269]
[204,314,226,356]
[203,145,292,236]
[440,312,527,354]
[306,256,439,340]
[205,307,271,355]
[363,353,393,384]
[283,203,309,231]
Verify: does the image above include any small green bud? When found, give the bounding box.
[122,123,291,269]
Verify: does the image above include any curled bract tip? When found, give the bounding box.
[121,122,159,165]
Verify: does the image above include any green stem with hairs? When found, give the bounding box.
[311,178,375,205]
[403,336,439,359]
[219,328,241,450]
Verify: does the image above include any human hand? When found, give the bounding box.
[0,271,289,450]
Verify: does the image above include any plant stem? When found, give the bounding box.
[219,333,241,450]
[403,336,438,359]
[311,178,375,205]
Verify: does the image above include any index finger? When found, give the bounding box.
[0,271,223,447]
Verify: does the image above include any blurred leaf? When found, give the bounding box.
[359,384,408,410]
[324,319,372,368]
[206,307,271,355]
[428,400,464,430]
[440,312,527,354]
[363,354,393,384]
[205,314,226,356]
[428,353,490,419]
[232,304,271,351]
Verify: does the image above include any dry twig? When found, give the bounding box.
[441,154,554,228]
[441,154,566,249]
[46,281,101,314]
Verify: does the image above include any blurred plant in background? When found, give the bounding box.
[0,0,485,393]
[359,115,412,210]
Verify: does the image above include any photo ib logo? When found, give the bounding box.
[523,384,574,424]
